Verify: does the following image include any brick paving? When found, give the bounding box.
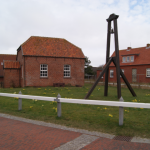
[0,117,81,150]
[81,137,150,150]
[0,115,150,150]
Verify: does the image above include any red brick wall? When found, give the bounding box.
[17,50,24,87]
[100,65,150,84]
[96,70,104,82]
[0,54,16,80]
[23,56,84,87]
[4,69,20,88]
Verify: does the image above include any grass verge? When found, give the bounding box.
[0,83,150,138]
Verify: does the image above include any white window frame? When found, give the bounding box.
[146,68,150,77]
[64,65,71,77]
[127,56,130,62]
[122,57,126,63]
[40,64,48,77]
[1,62,3,65]
[110,70,114,78]
[131,56,134,62]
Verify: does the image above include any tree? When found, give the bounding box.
[84,56,94,75]
[85,56,91,68]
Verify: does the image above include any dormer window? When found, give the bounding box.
[122,56,134,63]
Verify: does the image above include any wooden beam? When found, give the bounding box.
[84,57,113,99]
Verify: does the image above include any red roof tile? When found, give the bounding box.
[4,61,20,69]
[0,54,16,70]
[20,36,85,59]
[110,46,150,66]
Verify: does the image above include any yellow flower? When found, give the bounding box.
[45,89,47,90]
[30,106,33,108]
[140,108,143,109]
[55,108,57,112]
[38,88,41,90]
[49,89,51,90]
[43,93,46,94]
[97,107,100,109]
[23,89,25,90]
[104,107,107,110]
[35,99,37,101]
[42,105,44,107]
[13,92,16,94]
[109,114,113,117]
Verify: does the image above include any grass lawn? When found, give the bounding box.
[0,83,150,138]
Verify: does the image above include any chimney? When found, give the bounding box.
[147,44,150,47]
[127,47,131,51]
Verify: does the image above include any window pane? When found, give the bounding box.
[110,70,114,78]
[123,57,126,62]
[40,64,48,77]
[147,69,150,77]
[131,56,134,62]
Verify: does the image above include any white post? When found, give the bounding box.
[119,96,124,126]
[18,91,22,110]
[54,94,61,117]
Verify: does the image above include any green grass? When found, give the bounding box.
[0,84,150,138]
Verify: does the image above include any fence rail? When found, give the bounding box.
[0,92,150,126]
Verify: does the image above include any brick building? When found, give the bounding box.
[2,36,85,88]
[0,54,16,82]
[97,44,150,84]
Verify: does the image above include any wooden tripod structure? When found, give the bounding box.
[84,14,136,99]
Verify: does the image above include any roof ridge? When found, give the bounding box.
[21,36,65,46]
[120,46,146,51]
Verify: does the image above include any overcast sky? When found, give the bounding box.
[0,0,150,66]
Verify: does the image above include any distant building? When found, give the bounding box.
[97,44,150,83]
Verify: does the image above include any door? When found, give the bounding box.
[132,69,137,82]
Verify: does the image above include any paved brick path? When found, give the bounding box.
[0,115,150,150]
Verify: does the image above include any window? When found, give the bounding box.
[131,56,134,62]
[122,56,134,63]
[110,70,114,78]
[1,62,3,65]
[64,65,70,77]
[127,56,130,62]
[146,68,150,77]
[122,57,126,63]
[40,64,48,77]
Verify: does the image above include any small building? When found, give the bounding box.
[0,54,16,83]
[97,44,150,84]
[2,36,85,88]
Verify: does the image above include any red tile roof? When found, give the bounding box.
[19,36,85,59]
[0,54,16,70]
[110,46,150,66]
[4,61,20,69]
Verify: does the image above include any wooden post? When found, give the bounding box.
[18,91,22,110]
[54,94,61,117]
[119,96,124,126]
[113,18,121,99]
[104,21,111,96]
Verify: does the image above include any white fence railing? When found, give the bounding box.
[0,91,150,126]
